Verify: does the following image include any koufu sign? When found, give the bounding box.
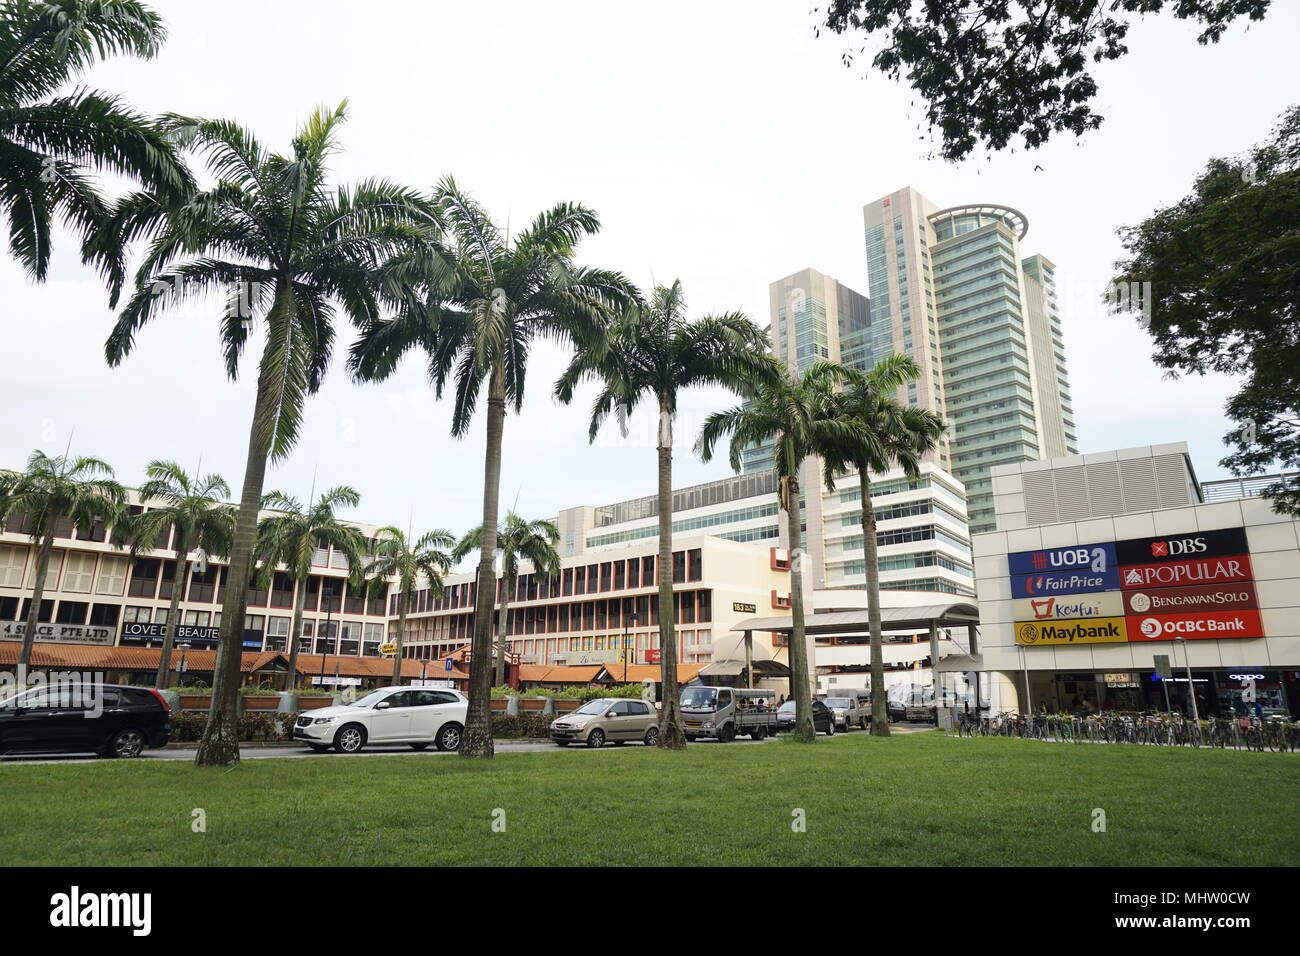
[1009,527,1265,646]
[0,621,114,645]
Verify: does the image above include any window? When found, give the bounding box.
[672,551,685,584]
[34,551,63,590]
[55,601,88,624]
[88,604,120,627]
[157,560,178,600]
[94,556,128,595]
[270,572,294,608]
[688,548,702,582]
[266,616,290,651]
[0,597,20,620]
[600,562,611,592]
[122,606,151,624]
[188,566,218,602]
[128,558,160,598]
[20,598,54,623]
[184,610,211,626]
[0,545,28,588]
[642,556,655,583]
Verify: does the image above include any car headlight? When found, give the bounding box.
[313,716,336,725]
[702,720,714,729]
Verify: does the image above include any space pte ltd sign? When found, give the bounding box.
[1008,528,1264,646]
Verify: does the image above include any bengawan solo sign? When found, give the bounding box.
[1008,528,1264,645]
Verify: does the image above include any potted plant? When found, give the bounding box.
[240,684,281,711]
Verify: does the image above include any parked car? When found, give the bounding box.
[0,683,171,758]
[550,697,659,748]
[292,686,466,753]
[775,699,836,735]
[887,700,907,723]
[822,695,869,730]
[681,686,778,741]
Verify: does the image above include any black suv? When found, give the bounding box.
[0,683,172,758]
[776,699,837,735]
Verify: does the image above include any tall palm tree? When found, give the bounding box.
[368,526,454,684]
[453,511,560,687]
[0,0,190,279]
[555,280,773,748]
[0,449,125,669]
[697,358,854,743]
[253,486,367,692]
[349,177,637,758]
[103,102,436,766]
[810,354,946,736]
[122,460,235,689]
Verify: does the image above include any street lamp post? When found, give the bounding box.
[176,642,191,686]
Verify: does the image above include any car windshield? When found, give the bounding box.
[573,699,613,716]
[679,687,718,710]
[825,698,852,707]
[348,690,390,708]
[778,701,796,714]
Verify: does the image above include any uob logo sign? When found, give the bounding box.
[1009,542,1116,578]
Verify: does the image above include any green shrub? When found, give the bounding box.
[491,713,552,739]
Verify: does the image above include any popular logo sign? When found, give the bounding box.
[1015,617,1128,646]
[1119,554,1253,590]
[1010,566,1119,599]
[1007,542,1116,577]
[1127,609,1265,642]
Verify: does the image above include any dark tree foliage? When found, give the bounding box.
[1112,106,1300,515]
[815,1,1272,161]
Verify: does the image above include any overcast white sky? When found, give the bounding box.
[3,0,1296,556]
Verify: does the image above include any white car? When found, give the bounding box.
[292,686,467,754]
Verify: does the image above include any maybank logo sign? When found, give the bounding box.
[1015,617,1128,646]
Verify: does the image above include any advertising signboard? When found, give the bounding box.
[1113,527,1249,567]
[1007,542,1117,576]
[1010,566,1119,599]
[1122,582,1258,615]
[1012,592,1124,622]
[0,621,114,645]
[1118,554,1253,590]
[1015,618,1129,646]
[1127,609,1265,642]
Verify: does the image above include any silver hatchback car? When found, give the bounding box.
[550,697,659,748]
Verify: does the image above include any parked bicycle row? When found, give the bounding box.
[952,710,1300,752]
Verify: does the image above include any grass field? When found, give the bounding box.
[1,732,1295,866]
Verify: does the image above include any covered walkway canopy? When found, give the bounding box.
[728,602,981,695]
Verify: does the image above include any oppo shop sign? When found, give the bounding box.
[1008,527,1266,646]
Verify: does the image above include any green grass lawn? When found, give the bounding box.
[1,732,1295,866]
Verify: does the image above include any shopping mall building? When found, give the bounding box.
[960,442,1300,718]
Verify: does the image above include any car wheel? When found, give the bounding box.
[684,735,697,742]
[107,728,146,759]
[409,742,431,751]
[587,728,606,748]
[555,740,569,747]
[719,724,735,743]
[826,721,835,736]
[752,726,766,741]
[435,722,462,752]
[643,726,660,746]
[333,724,366,754]
[308,743,330,753]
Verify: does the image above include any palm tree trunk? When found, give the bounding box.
[494,574,513,687]
[859,466,890,737]
[194,326,281,767]
[785,472,815,743]
[17,530,55,672]
[461,362,506,759]
[391,589,408,684]
[656,396,686,749]
[285,573,307,691]
[155,536,187,689]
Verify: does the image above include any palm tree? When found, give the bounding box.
[0,449,125,669]
[103,103,436,766]
[349,177,637,758]
[555,281,773,748]
[368,526,454,684]
[253,486,367,692]
[0,0,190,279]
[810,355,946,736]
[697,358,855,743]
[453,511,560,687]
[122,460,235,689]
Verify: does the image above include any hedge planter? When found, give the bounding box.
[242,695,281,712]
[520,697,549,712]
[490,698,509,712]
[179,694,210,711]
[296,696,335,711]
[554,699,581,713]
